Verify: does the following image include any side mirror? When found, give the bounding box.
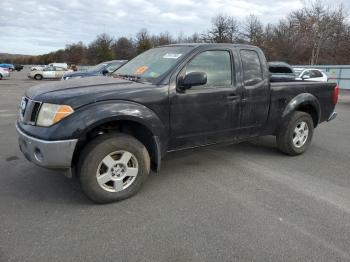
[179,72,207,90]
[302,74,310,80]
[102,69,109,76]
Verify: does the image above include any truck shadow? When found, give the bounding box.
[164,135,280,163]
[144,135,284,187]
[4,161,91,205]
[7,136,280,205]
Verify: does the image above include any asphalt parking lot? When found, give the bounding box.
[1,68,350,262]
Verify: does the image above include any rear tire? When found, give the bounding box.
[34,74,43,80]
[78,133,150,204]
[0,74,3,80]
[276,111,314,155]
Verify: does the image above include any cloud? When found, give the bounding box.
[0,0,348,55]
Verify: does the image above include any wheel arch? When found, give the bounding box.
[72,117,164,173]
[281,93,321,128]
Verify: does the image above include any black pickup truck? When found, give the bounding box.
[16,44,338,203]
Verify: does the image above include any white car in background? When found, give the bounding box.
[294,68,328,82]
[28,66,71,80]
[48,63,68,69]
[0,68,10,80]
[31,63,68,71]
[30,65,47,71]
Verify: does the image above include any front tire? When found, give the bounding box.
[276,111,314,155]
[78,133,150,204]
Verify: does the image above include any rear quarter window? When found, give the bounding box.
[240,50,263,86]
[311,70,323,78]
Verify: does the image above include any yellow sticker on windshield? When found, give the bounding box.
[135,66,148,75]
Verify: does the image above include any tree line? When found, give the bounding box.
[6,1,350,66]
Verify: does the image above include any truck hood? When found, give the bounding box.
[26,76,158,109]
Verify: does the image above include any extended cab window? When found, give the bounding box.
[183,50,232,89]
[240,50,263,86]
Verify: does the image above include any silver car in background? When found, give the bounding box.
[294,68,328,82]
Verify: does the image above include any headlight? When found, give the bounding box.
[36,103,74,127]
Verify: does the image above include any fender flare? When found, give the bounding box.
[281,93,321,125]
[73,100,166,139]
[53,100,167,171]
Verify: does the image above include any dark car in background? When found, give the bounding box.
[62,60,127,80]
[269,61,296,82]
[14,64,24,71]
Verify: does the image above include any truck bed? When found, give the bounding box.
[266,81,337,133]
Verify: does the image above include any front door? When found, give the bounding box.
[169,50,240,150]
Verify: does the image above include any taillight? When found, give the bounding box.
[333,85,339,105]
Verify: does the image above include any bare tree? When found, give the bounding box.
[135,29,152,54]
[64,41,86,64]
[290,1,348,64]
[202,14,239,43]
[87,33,114,64]
[151,32,174,46]
[176,32,201,43]
[112,37,135,60]
[241,15,264,46]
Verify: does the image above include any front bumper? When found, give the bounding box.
[16,124,78,169]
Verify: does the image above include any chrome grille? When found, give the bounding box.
[19,97,42,125]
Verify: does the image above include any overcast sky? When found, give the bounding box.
[0,0,348,55]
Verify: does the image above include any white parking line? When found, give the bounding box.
[0,114,16,117]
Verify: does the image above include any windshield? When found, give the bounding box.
[89,63,108,72]
[113,46,193,83]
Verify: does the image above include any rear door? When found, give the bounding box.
[42,66,55,78]
[239,48,270,128]
[54,67,66,78]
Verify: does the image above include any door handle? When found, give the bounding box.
[226,94,240,101]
